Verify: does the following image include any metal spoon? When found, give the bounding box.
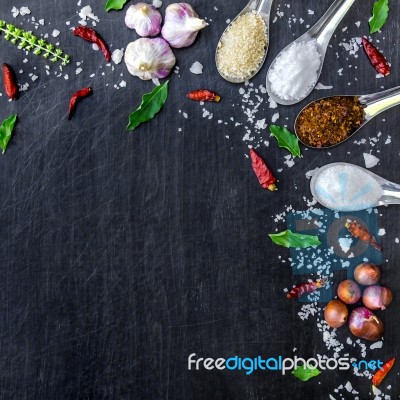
[215,0,273,83]
[310,162,400,212]
[266,0,357,105]
[295,85,400,149]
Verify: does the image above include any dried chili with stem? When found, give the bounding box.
[287,278,327,299]
[345,220,382,251]
[68,87,92,120]
[3,63,19,100]
[73,26,111,62]
[362,37,390,76]
[249,148,277,191]
[187,89,220,102]
[372,357,395,387]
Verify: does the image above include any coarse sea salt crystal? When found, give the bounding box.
[52,30,60,38]
[189,61,203,75]
[363,153,380,169]
[152,0,162,8]
[92,43,99,51]
[20,6,31,16]
[112,48,124,64]
[370,341,383,349]
[11,6,19,17]
[271,113,279,123]
[267,39,321,101]
[339,237,353,253]
[378,228,386,236]
[315,83,333,90]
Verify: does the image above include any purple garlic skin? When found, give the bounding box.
[161,3,207,48]
[125,3,162,37]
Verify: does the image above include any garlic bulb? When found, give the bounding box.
[125,3,162,37]
[124,38,176,80]
[161,3,207,48]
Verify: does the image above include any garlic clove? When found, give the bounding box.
[161,3,207,48]
[125,3,162,37]
[124,37,176,80]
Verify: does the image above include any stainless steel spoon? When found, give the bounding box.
[294,85,400,149]
[266,0,357,105]
[310,162,400,211]
[215,0,273,83]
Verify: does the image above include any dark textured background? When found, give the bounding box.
[0,0,399,399]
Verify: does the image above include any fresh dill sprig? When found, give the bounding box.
[0,20,70,66]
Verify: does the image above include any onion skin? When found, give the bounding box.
[337,279,361,305]
[349,307,384,341]
[354,262,381,286]
[363,285,393,310]
[324,300,348,328]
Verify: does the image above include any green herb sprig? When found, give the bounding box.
[0,20,70,65]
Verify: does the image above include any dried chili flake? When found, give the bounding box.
[296,96,365,148]
[249,148,277,191]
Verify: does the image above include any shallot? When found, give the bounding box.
[324,300,348,328]
[354,262,381,286]
[349,307,384,341]
[337,279,361,305]
[362,285,393,310]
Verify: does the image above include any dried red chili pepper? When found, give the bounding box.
[362,37,390,76]
[73,26,111,62]
[345,220,382,251]
[249,148,277,191]
[372,357,395,387]
[68,87,92,120]
[3,63,19,100]
[287,278,326,299]
[187,89,221,102]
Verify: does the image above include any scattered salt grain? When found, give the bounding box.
[267,39,321,101]
[39,19,45,25]
[111,48,124,64]
[308,9,314,15]
[378,229,386,236]
[152,0,162,8]
[92,43,99,51]
[363,153,380,169]
[190,61,203,75]
[119,80,126,88]
[339,238,353,253]
[76,68,82,75]
[78,5,99,26]
[370,341,383,349]
[31,74,38,82]
[52,30,60,38]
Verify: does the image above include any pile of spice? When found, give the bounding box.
[216,11,267,81]
[296,96,365,147]
[267,39,321,101]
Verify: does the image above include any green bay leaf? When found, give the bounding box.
[369,0,389,34]
[292,366,321,382]
[0,114,17,154]
[269,230,321,248]
[269,125,301,157]
[127,81,169,131]
[105,0,129,12]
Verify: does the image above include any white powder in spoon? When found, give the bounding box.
[267,39,321,101]
[312,164,382,212]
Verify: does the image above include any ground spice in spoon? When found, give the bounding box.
[296,96,365,148]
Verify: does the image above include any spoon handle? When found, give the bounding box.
[309,0,357,48]
[361,86,400,121]
[250,0,273,18]
[379,182,400,206]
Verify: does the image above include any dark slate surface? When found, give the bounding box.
[0,0,399,399]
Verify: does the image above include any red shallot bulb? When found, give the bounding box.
[362,285,393,310]
[349,307,384,341]
[324,300,348,328]
[354,262,381,286]
[337,279,361,304]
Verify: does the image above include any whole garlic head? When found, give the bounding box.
[124,38,176,80]
[161,3,207,48]
[125,3,162,37]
